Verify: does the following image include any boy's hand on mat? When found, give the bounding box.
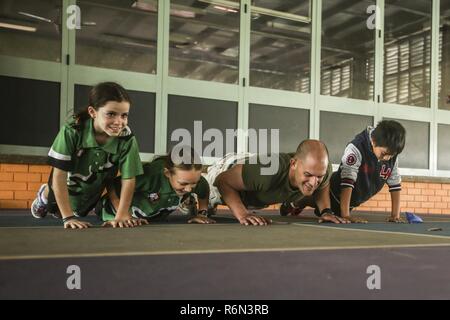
[64,219,92,229]
[387,217,405,223]
[318,213,349,224]
[237,212,272,226]
[188,215,216,224]
[341,216,368,224]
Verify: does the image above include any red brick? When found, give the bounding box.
[0,172,13,181]
[14,173,41,182]
[363,200,378,207]
[14,191,37,200]
[28,183,43,192]
[435,190,448,196]
[0,182,27,191]
[372,194,386,201]
[41,173,50,183]
[442,184,450,190]
[436,202,448,209]
[443,197,450,203]
[414,195,428,202]
[428,209,442,214]
[429,184,442,190]
[421,202,435,209]
[28,165,51,173]
[0,200,28,209]
[402,182,415,188]
[408,202,421,207]
[428,196,442,202]
[0,191,14,200]
[415,183,428,189]
[378,201,391,207]
[422,189,435,196]
[401,195,415,201]
[0,164,28,173]
[407,189,421,195]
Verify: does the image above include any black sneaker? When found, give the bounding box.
[279,202,304,216]
[178,194,198,216]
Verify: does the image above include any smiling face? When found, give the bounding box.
[164,168,202,196]
[88,101,130,138]
[290,155,328,196]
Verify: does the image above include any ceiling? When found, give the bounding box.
[0,0,447,88]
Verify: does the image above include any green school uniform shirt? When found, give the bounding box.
[240,153,332,208]
[47,118,143,214]
[101,158,209,221]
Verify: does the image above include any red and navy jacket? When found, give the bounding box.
[330,127,401,209]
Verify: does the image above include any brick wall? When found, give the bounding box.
[356,182,450,215]
[1,162,449,215]
[0,164,50,209]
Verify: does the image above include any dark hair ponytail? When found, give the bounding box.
[155,147,203,174]
[74,82,131,126]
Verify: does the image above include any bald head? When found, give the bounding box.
[295,140,329,164]
[290,140,329,196]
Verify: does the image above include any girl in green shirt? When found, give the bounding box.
[101,149,215,224]
[31,82,146,229]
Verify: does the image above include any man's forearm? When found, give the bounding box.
[217,182,248,219]
[314,185,331,213]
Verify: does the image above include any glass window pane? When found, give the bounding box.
[439,1,450,110]
[438,124,450,171]
[249,104,309,153]
[250,1,311,92]
[76,0,158,74]
[320,111,373,164]
[74,84,156,153]
[0,76,60,147]
[167,95,238,156]
[384,0,432,108]
[321,0,375,100]
[385,118,429,169]
[251,0,310,17]
[0,0,61,62]
[169,0,240,84]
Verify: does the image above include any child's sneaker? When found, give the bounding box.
[279,202,304,216]
[31,185,48,219]
[178,194,198,216]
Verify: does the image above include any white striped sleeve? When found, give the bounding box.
[387,157,402,192]
[340,143,362,189]
[48,148,71,161]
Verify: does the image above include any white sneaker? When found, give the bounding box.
[30,185,48,219]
